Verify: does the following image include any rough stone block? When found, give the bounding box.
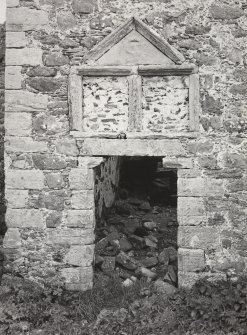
[5,90,48,112]
[69,169,94,190]
[178,169,202,178]
[47,228,94,245]
[6,7,49,31]
[30,191,67,210]
[178,248,205,272]
[6,32,26,48]
[178,177,205,197]
[6,209,44,228]
[64,245,94,267]
[61,266,93,291]
[5,66,22,89]
[81,139,186,156]
[44,52,69,66]
[46,211,62,228]
[162,157,193,169]
[205,178,225,197]
[66,209,95,228]
[5,189,29,208]
[57,12,77,30]
[27,66,57,77]
[55,139,79,157]
[178,227,219,249]
[72,0,97,13]
[5,113,32,136]
[7,0,20,7]
[210,4,244,20]
[78,157,104,168]
[45,173,65,189]
[26,77,65,93]
[5,137,48,153]
[178,197,206,225]
[6,49,43,66]
[6,170,44,189]
[32,154,67,170]
[187,140,214,154]
[3,228,21,248]
[71,191,94,210]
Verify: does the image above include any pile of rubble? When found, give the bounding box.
[94,192,178,288]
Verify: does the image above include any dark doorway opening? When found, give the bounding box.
[94,156,178,287]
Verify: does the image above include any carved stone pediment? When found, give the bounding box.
[69,17,200,138]
[85,17,185,66]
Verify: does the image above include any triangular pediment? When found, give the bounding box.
[97,30,174,66]
[85,17,185,65]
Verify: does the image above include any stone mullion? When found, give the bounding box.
[127,74,143,132]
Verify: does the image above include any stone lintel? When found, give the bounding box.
[81,138,186,156]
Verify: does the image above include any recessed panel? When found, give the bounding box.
[142,76,190,133]
[82,77,129,133]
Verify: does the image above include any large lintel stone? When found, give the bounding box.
[81,139,186,156]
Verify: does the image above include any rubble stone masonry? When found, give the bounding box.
[2,0,247,290]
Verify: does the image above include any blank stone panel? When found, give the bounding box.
[142,76,190,133]
[82,77,129,133]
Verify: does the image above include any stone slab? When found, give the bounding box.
[178,227,219,249]
[5,189,29,208]
[61,266,93,291]
[81,139,186,156]
[55,139,79,157]
[178,248,205,272]
[66,209,95,229]
[6,170,44,189]
[3,228,21,248]
[6,32,26,48]
[71,191,94,210]
[5,90,48,112]
[5,113,32,136]
[6,49,43,66]
[6,209,44,228]
[5,136,48,153]
[69,169,94,190]
[177,197,206,225]
[64,245,95,267]
[178,177,205,197]
[162,157,193,169]
[6,7,49,31]
[46,228,94,245]
[7,0,20,7]
[5,66,22,90]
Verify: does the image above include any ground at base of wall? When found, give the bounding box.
[1,273,247,335]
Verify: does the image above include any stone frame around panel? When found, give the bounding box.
[69,64,200,137]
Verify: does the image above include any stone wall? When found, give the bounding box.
[0,23,5,281]
[94,156,120,223]
[3,0,247,289]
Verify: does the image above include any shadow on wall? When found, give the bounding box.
[0,23,6,282]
